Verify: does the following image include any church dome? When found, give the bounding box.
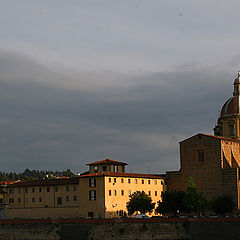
[220,73,240,117]
[220,96,239,116]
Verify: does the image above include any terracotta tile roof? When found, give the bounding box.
[87,159,128,166]
[6,178,79,188]
[80,171,164,179]
[180,133,240,143]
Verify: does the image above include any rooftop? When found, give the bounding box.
[87,159,128,166]
[6,178,79,188]
[80,171,164,179]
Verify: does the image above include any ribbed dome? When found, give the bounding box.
[221,96,240,116]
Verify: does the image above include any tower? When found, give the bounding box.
[214,72,240,139]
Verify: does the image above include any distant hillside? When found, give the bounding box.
[0,169,75,181]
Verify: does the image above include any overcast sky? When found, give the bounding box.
[0,0,240,174]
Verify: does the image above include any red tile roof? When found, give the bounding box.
[6,178,79,188]
[180,133,240,143]
[87,159,128,166]
[80,171,164,179]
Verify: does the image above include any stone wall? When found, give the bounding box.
[1,218,240,240]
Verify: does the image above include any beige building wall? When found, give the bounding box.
[6,182,80,219]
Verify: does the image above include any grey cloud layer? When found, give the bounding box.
[0,51,233,173]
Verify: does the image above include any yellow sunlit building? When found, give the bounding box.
[3,159,166,219]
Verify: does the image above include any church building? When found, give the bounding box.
[167,73,240,209]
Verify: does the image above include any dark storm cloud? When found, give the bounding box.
[0,51,233,173]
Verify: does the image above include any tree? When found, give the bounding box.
[183,177,209,215]
[156,190,187,216]
[126,191,155,215]
[212,194,235,216]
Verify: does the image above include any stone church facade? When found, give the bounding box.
[167,73,240,209]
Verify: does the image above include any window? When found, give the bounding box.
[89,178,96,187]
[89,190,96,201]
[198,151,204,162]
[121,178,124,183]
[154,180,157,185]
[135,179,138,184]
[73,195,77,201]
[148,180,151,184]
[18,198,21,203]
[25,188,28,193]
[73,185,77,191]
[114,178,116,183]
[9,198,14,203]
[155,191,157,196]
[88,212,94,218]
[93,166,98,172]
[148,191,151,196]
[39,197,42,202]
[128,179,131,184]
[161,180,164,185]
[32,188,35,193]
[39,187,42,193]
[109,178,112,183]
[229,124,235,136]
[66,185,70,192]
[55,186,58,192]
[142,180,144,184]
[9,189,14,194]
[121,190,124,196]
[128,190,131,196]
[57,197,62,205]
[114,165,118,172]
[102,166,107,171]
[47,187,50,192]
[18,188,21,194]
[114,190,117,196]
[109,190,111,196]
[32,197,35,203]
[66,196,69,202]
